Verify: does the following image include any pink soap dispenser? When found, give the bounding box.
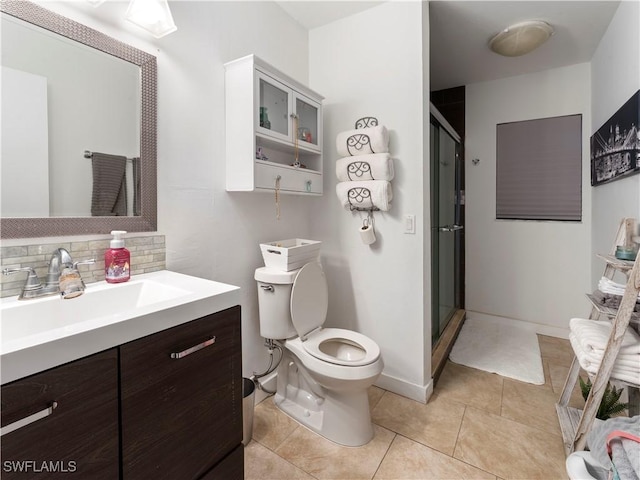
[105,230,130,283]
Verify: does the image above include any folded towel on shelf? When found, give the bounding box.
[336,180,392,211]
[336,153,394,182]
[569,333,640,385]
[336,125,389,157]
[599,276,640,299]
[570,335,640,369]
[569,318,640,355]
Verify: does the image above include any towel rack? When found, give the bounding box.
[347,117,378,155]
[346,133,375,156]
[84,150,138,161]
[346,160,374,181]
[355,117,378,129]
[344,117,381,156]
[350,205,380,212]
[337,116,390,215]
[347,187,380,212]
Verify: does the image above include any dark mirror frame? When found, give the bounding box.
[0,0,156,239]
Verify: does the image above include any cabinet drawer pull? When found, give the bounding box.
[170,336,216,359]
[1,401,58,437]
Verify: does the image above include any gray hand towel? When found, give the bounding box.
[586,416,640,477]
[91,152,127,216]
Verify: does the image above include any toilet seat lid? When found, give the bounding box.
[290,262,327,340]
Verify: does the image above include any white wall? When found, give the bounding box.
[34,0,316,387]
[465,63,593,332]
[309,1,431,402]
[590,0,640,285]
[160,2,317,387]
[26,0,433,403]
[17,0,638,405]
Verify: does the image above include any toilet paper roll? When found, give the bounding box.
[360,224,376,245]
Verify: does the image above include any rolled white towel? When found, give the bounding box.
[336,180,392,211]
[569,318,640,355]
[570,333,640,385]
[336,153,395,182]
[336,125,389,157]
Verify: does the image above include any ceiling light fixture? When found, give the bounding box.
[489,20,554,57]
[125,0,177,39]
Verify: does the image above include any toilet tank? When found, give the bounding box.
[255,267,298,339]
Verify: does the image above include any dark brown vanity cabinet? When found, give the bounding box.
[121,305,243,480]
[1,305,243,480]
[0,349,119,479]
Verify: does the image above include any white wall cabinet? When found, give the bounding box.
[225,54,323,195]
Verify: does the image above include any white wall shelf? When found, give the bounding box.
[224,54,324,195]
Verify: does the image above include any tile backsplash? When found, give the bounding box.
[0,234,165,298]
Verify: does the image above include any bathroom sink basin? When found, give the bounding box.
[2,278,190,343]
[1,270,240,384]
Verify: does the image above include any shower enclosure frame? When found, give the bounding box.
[430,104,464,351]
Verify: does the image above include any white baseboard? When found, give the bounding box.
[374,372,433,404]
[465,310,569,339]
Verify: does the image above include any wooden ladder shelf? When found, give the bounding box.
[556,218,640,455]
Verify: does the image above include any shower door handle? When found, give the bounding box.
[438,224,464,232]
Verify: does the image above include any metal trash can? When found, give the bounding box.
[242,378,255,446]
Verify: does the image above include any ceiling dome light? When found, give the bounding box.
[489,20,554,57]
[125,0,177,39]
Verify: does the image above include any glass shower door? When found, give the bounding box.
[431,118,462,346]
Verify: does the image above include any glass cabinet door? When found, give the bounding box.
[257,72,291,141]
[294,94,320,150]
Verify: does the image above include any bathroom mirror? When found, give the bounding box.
[0,0,157,238]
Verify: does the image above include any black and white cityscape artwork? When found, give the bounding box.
[591,90,640,186]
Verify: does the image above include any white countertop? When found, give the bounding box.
[1,270,240,384]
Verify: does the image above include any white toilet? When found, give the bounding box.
[255,261,384,447]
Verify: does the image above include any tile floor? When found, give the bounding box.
[245,334,584,480]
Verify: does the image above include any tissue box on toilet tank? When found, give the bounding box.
[260,239,321,271]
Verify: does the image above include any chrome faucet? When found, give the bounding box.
[1,266,44,300]
[2,248,95,300]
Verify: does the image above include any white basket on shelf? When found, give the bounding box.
[260,239,321,271]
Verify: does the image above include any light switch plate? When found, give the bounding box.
[404,214,416,234]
